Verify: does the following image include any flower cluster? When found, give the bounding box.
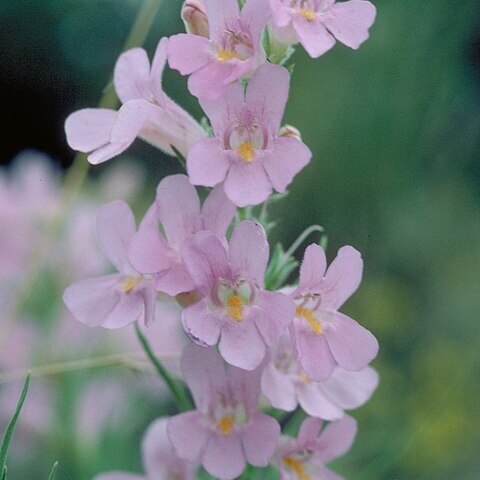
[64,1,378,479]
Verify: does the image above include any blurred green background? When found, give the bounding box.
[1,0,479,479]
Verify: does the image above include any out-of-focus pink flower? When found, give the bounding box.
[261,335,378,419]
[168,0,270,100]
[94,418,196,480]
[65,38,205,165]
[64,200,156,328]
[181,221,295,370]
[168,345,280,480]
[187,63,311,207]
[274,415,357,480]
[182,0,209,38]
[129,174,236,297]
[291,244,379,381]
[269,0,376,58]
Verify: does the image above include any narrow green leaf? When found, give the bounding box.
[135,323,192,412]
[0,373,31,471]
[47,461,58,480]
[1,464,7,480]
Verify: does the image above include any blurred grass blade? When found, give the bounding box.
[0,373,31,471]
[47,462,58,480]
[134,323,191,412]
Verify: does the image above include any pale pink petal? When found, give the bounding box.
[113,48,151,103]
[229,221,269,285]
[65,108,116,152]
[201,185,236,238]
[101,291,144,329]
[142,418,169,473]
[205,0,240,43]
[202,433,245,480]
[242,413,280,466]
[168,411,210,462]
[63,274,121,327]
[110,99,154,145]
[324,311,378,371]
[229,365,262,413]
[269,0,292,27]
[167,33,211,75]
[297,417,323,447]
[88,142,130,165]
[140,283,157,327]
[219,321,266,370]
[182,344,227,413]
[182,299,221,348]
[156,174,201,249]
[246,64,290,133]
[315,415,357,463]
[321,246,363,310]
[264,136,311,192]
[181,344,227,413]
[149,38,168,101]
[199,80,245,134]
[323,0,376,49]
[261,364,297,411]
[297,244,327,295]
[296,382,344,420]
[292,16,336,58]
[155,263,196,296]
[129,225,172,274]
[188,61,237,101]
[224,161,272,207]
[293,322,336,381]
[187,138,230,187]
[251,291,295,346]
[241,0,272,42]
[320,366,379,409]
[182,231,231,294]
[96,200,136,274]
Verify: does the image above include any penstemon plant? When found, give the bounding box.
[63,0,379,479]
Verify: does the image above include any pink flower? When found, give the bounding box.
[65,38,205,165]
[64,200,156,328]
[128,174,236,297]
[187,63,311,207]
[94,418,196,480]
[168,345,280,480]
[261,335,378,419]
[274,415,357,480]
[181,221,295,370]
[291,244,379,381]
[269,0,376,58]
[168,0,271,100]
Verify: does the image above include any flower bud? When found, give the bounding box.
[181,0,209,38]
[279,125,302,141]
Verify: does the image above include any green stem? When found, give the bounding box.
[135,323,192,412]
[47,462,59,480]
[0,373,31,471]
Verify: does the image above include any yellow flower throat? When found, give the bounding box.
[296,306,323,334]
[283,456,311,480]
